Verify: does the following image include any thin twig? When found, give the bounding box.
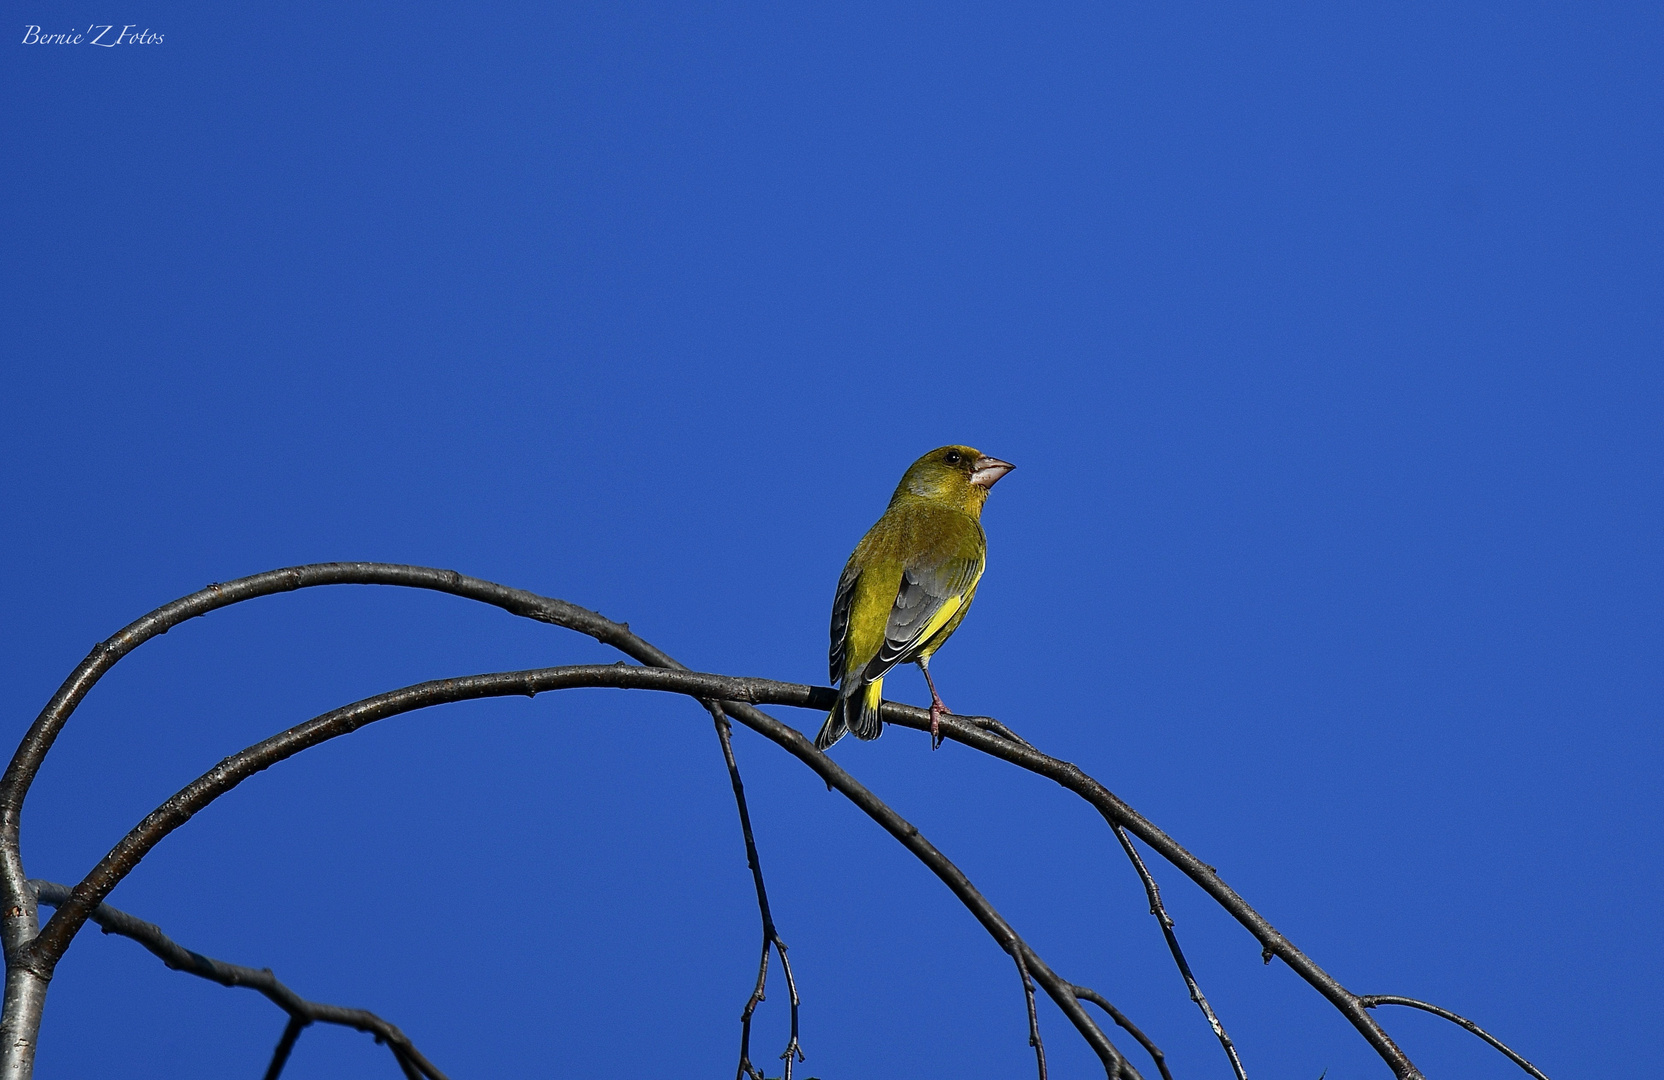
[1112,825,1248,1080]
[774,935,802,1074]
[710,704,803,1080]
[1360,996,1552,1080]
[28,881,447,1080]
[736,941,768,1080]
[1012,945,1048,1080]
[1072,985,1174,1080]
[262,1016,305,1080]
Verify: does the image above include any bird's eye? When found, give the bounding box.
[944,451,961,464]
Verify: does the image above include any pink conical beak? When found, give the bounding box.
[970,455,1015,489]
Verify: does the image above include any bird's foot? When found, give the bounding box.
[929,699,953,750]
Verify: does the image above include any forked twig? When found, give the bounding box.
[1071,985,1174,1080]
[1112,824,1248,1080]
[1360,996,1550,1080]
[28,881,446,1080]
[710,704,803,1080]
[1012,944,1048,1080]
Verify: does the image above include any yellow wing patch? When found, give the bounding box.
[916,593,964,647]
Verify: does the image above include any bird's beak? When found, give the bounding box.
[969,455,1015,489]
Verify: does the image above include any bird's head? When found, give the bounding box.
[893,445,1015,514]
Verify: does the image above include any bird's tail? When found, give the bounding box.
[814,678,885,749]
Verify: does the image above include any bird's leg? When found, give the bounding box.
[917,658,952,750]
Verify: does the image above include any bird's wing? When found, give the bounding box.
[864,554,983,680]
[828,560,861,683]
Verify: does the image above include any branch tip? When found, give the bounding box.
[1359,996,1550,1080]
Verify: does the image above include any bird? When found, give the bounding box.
[815,445,1015,751]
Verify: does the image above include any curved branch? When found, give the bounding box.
[1359,996,1550,1080]
[0,563,669,958]
[0,564,709,1080]
[28,881,446,1080]
[29,665,1141,1077]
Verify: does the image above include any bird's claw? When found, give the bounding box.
[929,701,952,750]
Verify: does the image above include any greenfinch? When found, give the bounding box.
[815,446,1015,751]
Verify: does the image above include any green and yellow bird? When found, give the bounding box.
[815,445,1015,751]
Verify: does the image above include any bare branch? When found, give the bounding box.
[1112,825,1248,1080]
[709,705,802,1080]
[28,881,447,1080]
[1071,985,1173,1080]
[262,1016,304,1080]
[0,563,1515,1080]
[1013,945,1048,1080]
[1360,995,1551,1080]
[0,563,673,966]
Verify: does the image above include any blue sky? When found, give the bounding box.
[4,2,1660,1077]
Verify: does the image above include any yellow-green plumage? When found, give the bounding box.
[816,445,1014,750]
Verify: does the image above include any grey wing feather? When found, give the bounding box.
[864,556,980,680]
[828,562,860,684]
